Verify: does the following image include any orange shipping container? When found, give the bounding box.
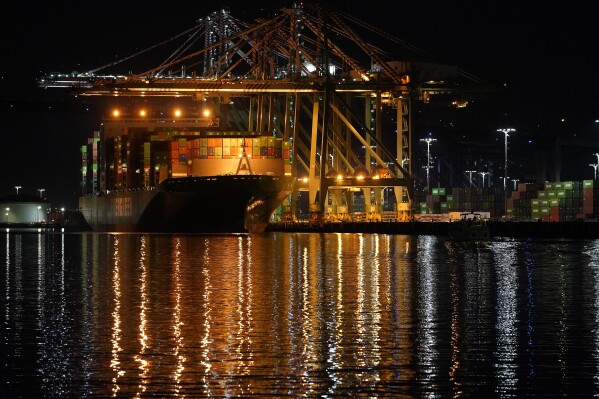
[230,142,239,156]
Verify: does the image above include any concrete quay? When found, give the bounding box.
[267,220,599,239]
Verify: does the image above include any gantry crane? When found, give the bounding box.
[39,3,491,222]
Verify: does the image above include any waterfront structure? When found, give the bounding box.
[0,194,50,224]
[40,3,493,224]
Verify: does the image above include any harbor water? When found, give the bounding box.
[2,232,599,397]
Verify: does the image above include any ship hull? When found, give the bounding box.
[79,175,295,233]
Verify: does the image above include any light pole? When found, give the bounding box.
[15,186,21,195]
[594,153,599,164]
[501,176,510,191]
[479,171,489,188]
[420,137,436,194]
[401,158,409,174]
[37,188,45,198]
[498,128,516,217]
[465,170,476,187]
[590,163,598,180]
[511,178,519,191]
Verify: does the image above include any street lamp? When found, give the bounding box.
[420,137,436,194]
[401,158,409,176]
[465,170,476,187]
[590,163,598,180]
[15,186,21,194]
[479,171,489,188]
[501,176,510,191]
[37,188,45,198]
[511,178,519,191]
[594,153,599,164]
[498,128,516,217]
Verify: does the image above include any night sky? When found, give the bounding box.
[1,1,597,209]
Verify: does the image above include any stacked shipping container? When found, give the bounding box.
[416,181,599,221]
[506,183,539,219]
[419,187,504,218]
[81,131,291,195]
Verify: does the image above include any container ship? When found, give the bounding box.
[79,105,295,233]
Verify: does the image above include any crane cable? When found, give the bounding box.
[84,24,203,75]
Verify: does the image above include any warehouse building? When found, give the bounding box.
[0,194,51,224]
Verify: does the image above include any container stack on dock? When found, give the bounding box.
[506,183,539,220]
[416,180,599,222]
[419,187,504,218]
[581,180,599,220]
[530,181,580,221]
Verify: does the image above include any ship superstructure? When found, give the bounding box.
[80,103,295,232]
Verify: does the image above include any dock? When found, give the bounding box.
[267,220,599,239]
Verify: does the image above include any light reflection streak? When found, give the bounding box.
[325,233,344,395]
[415,235,438,392]
[491,240,518,395]
[80,233,93,395]
[300,243,315,396]
[357,234,366,369]
[5,234,24,377]
[392,235,416,384]
[556,244,567,386]
[370,235,382,385]
[110,236,124,397]
[4,234,9,326]
[172,237,185,395]
[449,248,462,397]
[135,236,149,398]
[523,242,535,390]
[36,233,48,392]
[199,237,213,396]
[235,235,254,391]
[583,240,599,391]
[60,233,65,331]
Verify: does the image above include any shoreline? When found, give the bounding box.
[266,220,599,239]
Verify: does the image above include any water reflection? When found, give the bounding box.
[491,240,519,396]
[110,235,123,396]
[135,235,149,398]
[584,240,599,393]
[2,233,599,397]
[415,235,440,396]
